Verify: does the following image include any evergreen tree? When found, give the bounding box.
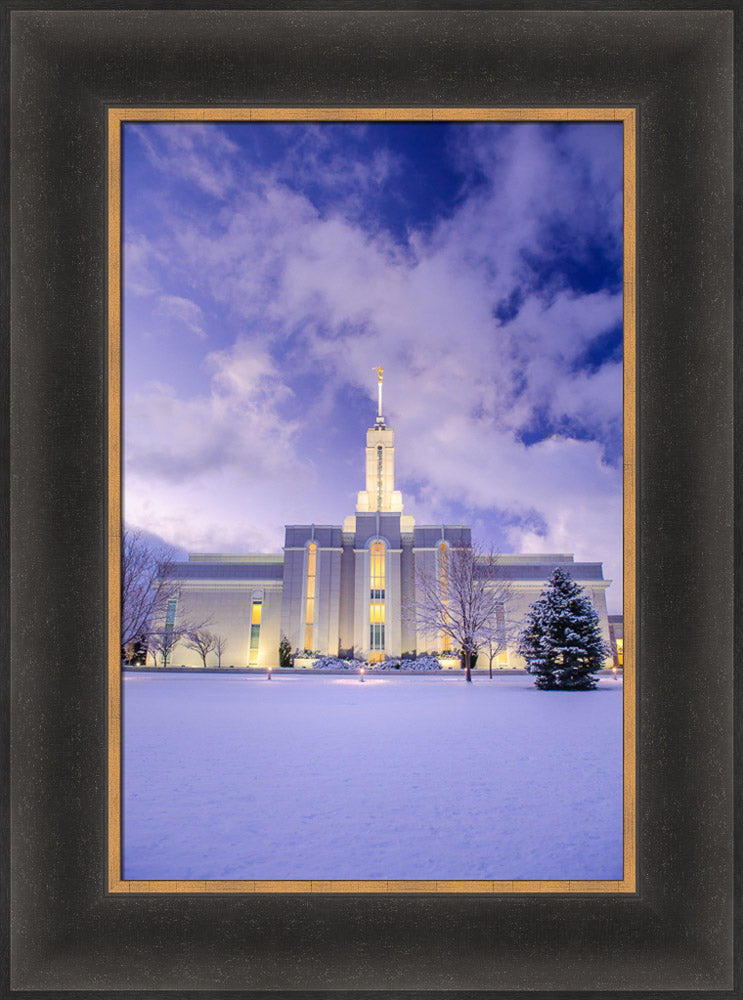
[517,567,609,690]
[278,635,292,668]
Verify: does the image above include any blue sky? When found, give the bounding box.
[123,119,624,610]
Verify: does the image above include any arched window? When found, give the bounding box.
[304,542,317,650]
[369,540,386,663]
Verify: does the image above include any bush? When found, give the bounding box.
[313,657,366,671]
[373,656,442,672]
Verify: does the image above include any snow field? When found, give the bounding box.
[123,672,623,881]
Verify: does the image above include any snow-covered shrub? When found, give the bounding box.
[312,657,367,671]
[310,655,443,672]
[410,656,443,671]
[371,656,442,671]
[374,658,402,670]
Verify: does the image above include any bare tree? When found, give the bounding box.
[213,633,228,668]
[483,631,503,679]
[147,626,186,667]
[184,628,218,668]
[482,603,520,678]
[405,543,512,683]
[121,529,182,652]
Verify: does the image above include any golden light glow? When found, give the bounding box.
[369,540,386,663]
[439,543,450,652]
[370,541,385,590]
[249,599,262,665]
[304,542,317,650]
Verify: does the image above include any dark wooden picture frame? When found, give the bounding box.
[5,6,736,994]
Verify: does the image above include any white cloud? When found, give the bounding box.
[124,341,314,552]
[273,123,403,223]
[124,233,165,297]
[154,294,207,338]
[131,122,239,199]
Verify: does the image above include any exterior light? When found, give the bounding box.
[360,667,365,682]
[268,666,272,680]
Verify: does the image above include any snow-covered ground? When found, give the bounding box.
[123,672,623,881]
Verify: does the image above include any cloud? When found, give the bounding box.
[124,340,315,551]
[154,295,206,338]
[127,340,300,480]
[124,233,165,297]
[273,123,403,223]
[130,122,239,199]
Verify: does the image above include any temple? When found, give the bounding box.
[157,372,613,669]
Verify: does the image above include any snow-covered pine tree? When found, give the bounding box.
[517,567,609,690]
[278,635,292,668]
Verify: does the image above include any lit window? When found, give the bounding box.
[304,542,317,650]
[369,540,386,663]
[249,598,262,665]
[165,598,177,631]
[616,637,623,666]
[439,543,450,652]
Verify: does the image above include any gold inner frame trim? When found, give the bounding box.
[108,106,636,895]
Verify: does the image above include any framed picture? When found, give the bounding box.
[109,106,635,896]
[6,6,735,994]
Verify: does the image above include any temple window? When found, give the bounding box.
[369,540,386,663]
[304,542,317,650]
[439,542,450,652]
[249,597,262,665]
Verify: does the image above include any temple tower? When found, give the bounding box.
[356,367,404,513]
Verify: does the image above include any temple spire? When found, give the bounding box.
[356,366,402,514]
[375,366,384,427]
